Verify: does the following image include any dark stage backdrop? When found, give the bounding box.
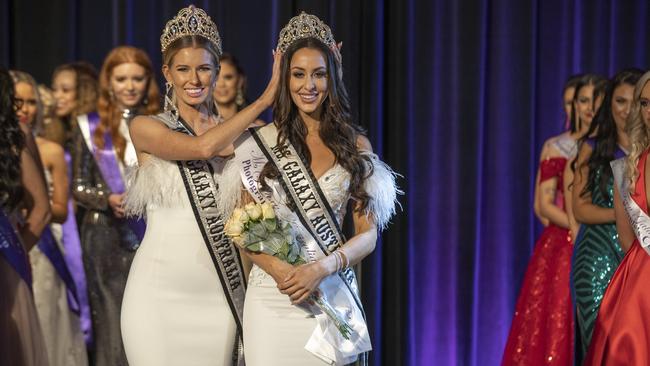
[2,0,649,365]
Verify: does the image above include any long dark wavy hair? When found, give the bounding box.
[579,68,643,198]
[260,37,373,211]
[0,68,25,211]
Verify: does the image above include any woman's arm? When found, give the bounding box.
[563,159,580,241]
[279,136,380,304]
[539,176,570,229]
[130,51,281,162]
[534,168,549,226]
[613,184,634,252]
[277,205,378,304]
[44,142,69,223]
[19,147,51,250]
[534,143,551,226]
[572,144,615,224]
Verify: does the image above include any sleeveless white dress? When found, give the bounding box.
[29,170,88,366]
[243,155,399,365]
[121,154,242,366]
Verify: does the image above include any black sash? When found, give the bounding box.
[164,114,246,365]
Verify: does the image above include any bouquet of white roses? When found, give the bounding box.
[225,202,354,340]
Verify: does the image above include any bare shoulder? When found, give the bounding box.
[540,132,571,160]
[356,135,373,152]
[130,115,168,136]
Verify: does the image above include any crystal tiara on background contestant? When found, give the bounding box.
[277,12,337,52]
[160,5,222,55]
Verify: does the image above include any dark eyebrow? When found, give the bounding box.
[290,66,305,71]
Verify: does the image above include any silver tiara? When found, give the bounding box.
[276,12,336,53]
[160,5,222,55]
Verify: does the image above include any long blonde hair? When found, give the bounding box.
[625,70,650,191]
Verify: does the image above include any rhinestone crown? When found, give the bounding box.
[160,5,222,55]
[277,12,336,52]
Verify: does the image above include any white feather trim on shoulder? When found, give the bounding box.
[124,156,186,217]
[361,152,403,231]
[213,158,243,221]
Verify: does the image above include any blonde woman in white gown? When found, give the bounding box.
[234,13,400,366]
[120,5,280,366]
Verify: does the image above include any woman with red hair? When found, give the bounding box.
[72,46,159,366]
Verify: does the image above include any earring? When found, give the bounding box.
[235,88,245,107]
[109,89,115,100]
[164,81,179,123]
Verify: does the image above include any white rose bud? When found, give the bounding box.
[225,220,244,237]
[232,208,249,224]
[245,202,262,221]
[261,202,275,220]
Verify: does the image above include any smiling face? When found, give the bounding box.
[14,81,38,126]
[213,60,240,105]
[163,47,218,108]
[110,62,148,109]
[52,70,77,117]
[289,47,328,118]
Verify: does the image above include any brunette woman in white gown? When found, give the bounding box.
[235,13,400,365]
[120,5,280,366]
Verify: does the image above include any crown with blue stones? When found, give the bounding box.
[160,5,222,55]
[277,12,336,52]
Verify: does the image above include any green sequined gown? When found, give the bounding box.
[571,164,625,364]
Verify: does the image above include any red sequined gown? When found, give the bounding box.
[584,149,650,365]
[501,157,574,365]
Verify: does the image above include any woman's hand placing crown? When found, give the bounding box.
[259,48,283,108]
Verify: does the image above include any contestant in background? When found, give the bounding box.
[585,70,650,365]
[502,74,604,366]
[534,74,582,227]
[0,67,50,366]
[570,69,641,364]
[12,70,89,366]
[51,62,98,344]
[563,74,607,241]
[120,5,280,365]
[214,53,265,125]
[71,46,159,366]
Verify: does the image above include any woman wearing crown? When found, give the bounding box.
[119,6,280,366]
[233,13,400,365]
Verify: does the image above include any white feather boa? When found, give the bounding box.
[124,155,242,220]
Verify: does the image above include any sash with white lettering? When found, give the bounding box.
[611,158,650,255]
[235,124,370,365]
[158,113,246,365]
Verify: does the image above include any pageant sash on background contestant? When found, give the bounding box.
[0,211,32,287]
[36,226,79,314]
[62,147,93,344]
[78,113,145,248]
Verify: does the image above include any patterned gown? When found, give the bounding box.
[502,154,574,365]
[584,149,650,365]
[570,143,626,364]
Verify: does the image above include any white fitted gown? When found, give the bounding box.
[121,155,242,366]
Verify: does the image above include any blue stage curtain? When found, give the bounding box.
[2,0,650,365]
